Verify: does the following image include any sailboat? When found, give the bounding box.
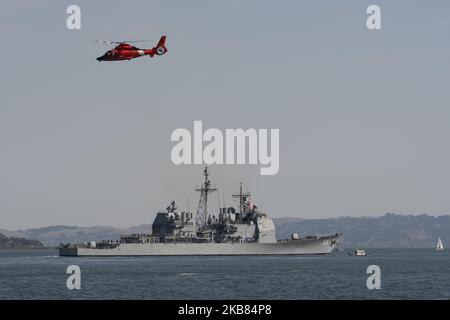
[436,237,444,251]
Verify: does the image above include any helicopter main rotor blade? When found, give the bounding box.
[95,40,151,45]
[95,40,120,45]
[126,40,150,43]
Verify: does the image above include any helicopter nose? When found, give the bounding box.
[96,57,102,61]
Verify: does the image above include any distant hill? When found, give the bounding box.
[1,213,449,248]
[0,225,152,247]
[275,213,450,248]
[0,233,44,249]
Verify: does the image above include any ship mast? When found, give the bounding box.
[232,182,251,214]
[195,167,217,231]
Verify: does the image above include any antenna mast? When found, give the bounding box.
[195,167,217,231]
[232,182,251,213]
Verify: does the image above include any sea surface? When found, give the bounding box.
[0,249,449,299]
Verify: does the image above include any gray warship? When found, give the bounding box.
[59,167,342,256]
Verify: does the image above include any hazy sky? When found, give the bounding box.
[1,1,450,230]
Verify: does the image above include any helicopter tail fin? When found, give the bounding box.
[153,35,167,55]
[157,36,166,48]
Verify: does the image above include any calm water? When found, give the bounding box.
[0,249,449,299]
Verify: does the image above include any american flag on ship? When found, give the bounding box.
[247,197,253,210]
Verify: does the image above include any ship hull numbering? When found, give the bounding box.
[60,234,341,256]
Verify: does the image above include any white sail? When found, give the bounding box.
[436,237,444,250]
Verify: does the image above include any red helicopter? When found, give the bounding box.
[96,35,167,61]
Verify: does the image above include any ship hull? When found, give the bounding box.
[59,234,341,256]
